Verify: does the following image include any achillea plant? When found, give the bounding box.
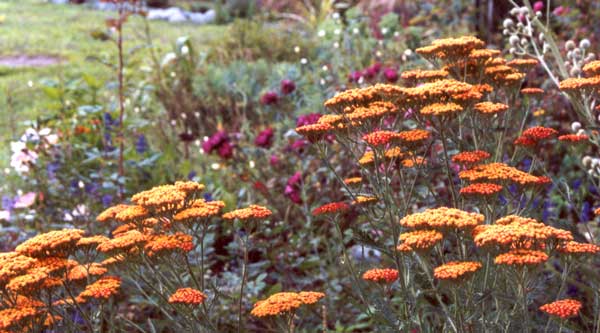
[296,34,599,332]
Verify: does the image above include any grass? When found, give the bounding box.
[0,0,225,149]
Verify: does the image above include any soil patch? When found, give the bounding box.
[0,55,62,68]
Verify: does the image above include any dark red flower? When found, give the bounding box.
[280,79,296,95]
[364,62,382,79]
[255,128,274,148]
[203,131,233,159]
[296,113,322,127]
[260,91,279,105]
[285,172,303,204]
[348,70,362,83]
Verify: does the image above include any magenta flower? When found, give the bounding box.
[255,128,274,149]
[553,5,569,16]
[284,172,303,204]
[260,91,279,105]
[383,67,398,83]
[296,113,322,127]
[364,62,382,79]
[203,131,234,159]
[269,154,280,166]
[533,1,544,12]
[280,79,296,95]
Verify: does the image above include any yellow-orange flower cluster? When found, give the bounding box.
[362,131,401,147]
[473,101,508,115]
[295,123,333,142]
[397,230,443,252]
[15,229,85,258]
[362,268,399,283]
[251,291,325,317]
[520,87,544,95]
[352,195,378,206]
[96,204,130,223]
[96,230,147,254]
[539,299,582,319]
[77,276,121,302]
[420,102,464,116]
[399,207,484,230]
[222,205,272,220]
[67,263,107,282]
[144,233,194,258]
[494,249,548,266]
[559,77,600,92]
[173,199,225,222]
[401,69,449,83]
[416,36,485,60]
[558,134,589,143]
[168,288,206,305]
[433,261,481,280]
[458,163,542,186]
[343,177,362,186]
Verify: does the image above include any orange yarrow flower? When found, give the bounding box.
[397,230,443,252]
[494,249,548,266]
[169,288,207,305]
[251,291,325,317]
[452,150,490,165]
[557,241,600,255]
[15,229,85,258]
[399,207,484,230]
[222,205,272,220]
[77,276,121,302]
[539,299,582,319]
[362,268,399,283]
[460,183,503,196]
[312,202,350,216]
[434,261,481,280]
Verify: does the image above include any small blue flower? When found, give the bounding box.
[2,196,14,211]
[187,171,197,180]
[581,201,591,223]
[203,193,213,202]
[572,179,582,191]
[135,134,148,154]
[542,200,553,222]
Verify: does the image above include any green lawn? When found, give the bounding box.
[0,0,224,146]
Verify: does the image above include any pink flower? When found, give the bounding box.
[348,70,363,83]
[363,62,382,79]
[280,79,296,95]
[284,172,303,204]
[383,67,398,83]
[260,91,279,105]
[269,154,280,166]
[13,192,36,209]
[533,1,544,12]
[553,6,568,16]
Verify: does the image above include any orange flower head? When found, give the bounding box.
[494,249,548,266]
[559,76,600,93]
[397,230,443,252]
[460,183,503,196]
[416,36,485,60]
[399,207,484,230]
[402,156,427,168]
[251,291,324,317]
[67,263,107,282]
[583,60,600,76]
[34,257,78,276]
[433,261,482,280]
[222,205,272,220]
[77,235,110,249]
[507,58,539,72]
[77,276,121,302]
[474,216,572,249]
[401,69,449,83]
[131,184,186,212]
[352,195,378,206]
[362,131,401,147]
[96,230,147,254]
[6,268,61,295]
[174,181,204,196]
[0,252,38,288]
[295,123,333,143]
[174,200,225,222]
[420,102,464,116]
[520,87,544,95]
[558,134,589,143]
[144,233,194,258]
[473,101,508,115]
[15,229,85,258]
[312,202,350,216]
[558,241,600,255]
[114,205,150,223]
[97,204,130,223]
[397,129,431,146]
[0,307,41,331]
[362,268,399,283]
[168,288,207,305]
[343,177,362,186]
[521,126,558,142]
[451,150,490,165]
[458,163,541,186]
[539,299,582,319]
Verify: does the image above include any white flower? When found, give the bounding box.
[0,210,10,221]
[45,134,59,145]
[317,30,326,37]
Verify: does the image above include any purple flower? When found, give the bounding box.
[284,172,303,204]
[280,79,296,95]
[289,139,308,154]
[260,91,279,105]
[383,67,398,83]
[188,171,197,180]
[217,142,234,159]
[102,194,113,207]
[2,196,14,211]
[296,113,322,127]
[533,1,544,12]
[255,128,274,148]
[135,134,148,154]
